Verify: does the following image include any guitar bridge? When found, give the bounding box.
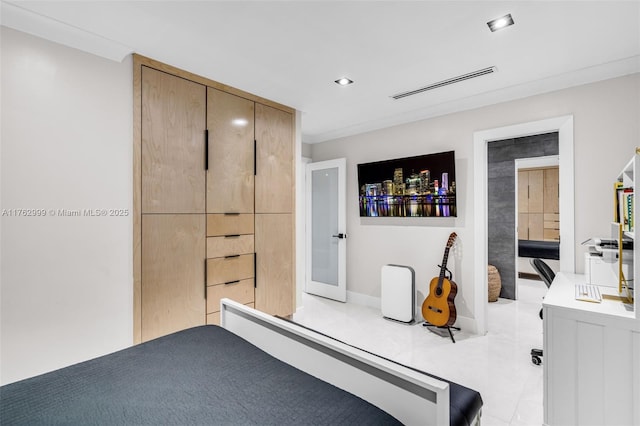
[428,305,443,314]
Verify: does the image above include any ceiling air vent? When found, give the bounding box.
[391,66,497,100]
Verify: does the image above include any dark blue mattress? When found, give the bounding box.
[0,326,400,425]
[0,325,482,426]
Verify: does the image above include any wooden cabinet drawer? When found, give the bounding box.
[207,214,254,236]
[206,278,254,313]
[544,213,560,222]
[206,302,255,325]
[207,254,254,285]
[207,235,254,258]
[206,312,221,326]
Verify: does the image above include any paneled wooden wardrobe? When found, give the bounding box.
[133,55,295,343]
[517,166,559,242]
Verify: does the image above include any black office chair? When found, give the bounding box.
[529,258,555,365]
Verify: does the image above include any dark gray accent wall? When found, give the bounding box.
[487,132,558,300]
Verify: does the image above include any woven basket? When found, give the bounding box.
[488,265,501,302]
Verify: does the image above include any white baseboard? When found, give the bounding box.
[301,290,480,334]
[346,291,478,333]
[454,315,478,334]
[346,290,381,310]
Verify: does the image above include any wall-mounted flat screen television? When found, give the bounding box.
[357,150,456,217]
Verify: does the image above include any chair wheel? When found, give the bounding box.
[532,356,542,365]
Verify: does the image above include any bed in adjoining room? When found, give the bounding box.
[0,299,482,426]
[518,239,560,260]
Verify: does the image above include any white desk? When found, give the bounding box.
[543,272,640,426]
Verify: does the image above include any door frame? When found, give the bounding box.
[473,115,575,335]
[305,158,347,302]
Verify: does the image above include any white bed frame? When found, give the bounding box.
[221,299,481,426]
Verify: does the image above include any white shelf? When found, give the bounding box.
[615,152,638,318]
[543,273,636,322]
[592,245,633,255]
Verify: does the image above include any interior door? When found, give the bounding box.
[305,158,346,302]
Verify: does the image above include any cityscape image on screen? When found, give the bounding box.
[357,150,456,217]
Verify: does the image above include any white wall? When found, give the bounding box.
[1,27,133,384]
[310,73,640,326]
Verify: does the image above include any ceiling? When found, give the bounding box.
[2,1,639,143]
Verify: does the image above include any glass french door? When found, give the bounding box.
[305,158,346,302]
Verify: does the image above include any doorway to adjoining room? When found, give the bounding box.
[487,132,559,303]
[515,156,560,303]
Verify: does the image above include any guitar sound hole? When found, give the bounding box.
[435,288,443,297]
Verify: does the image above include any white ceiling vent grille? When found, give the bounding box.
[391,66,497,100]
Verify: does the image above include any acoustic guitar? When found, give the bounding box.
[421,232,458,327]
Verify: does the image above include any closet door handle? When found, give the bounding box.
[224,234,240,238]
[205,129,209,170]
[224,280,240,285]
[254,253,257,288]
[224,254,240,259]
[204,259,208,299]
[254,140,257,176]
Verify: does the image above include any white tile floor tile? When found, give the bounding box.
[293,278,548,426]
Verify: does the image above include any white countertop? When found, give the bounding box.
[543,272,636,323]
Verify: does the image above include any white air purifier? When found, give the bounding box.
[381,264,415,323]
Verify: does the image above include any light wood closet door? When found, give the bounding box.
[255,214,293,316]
[518,167,559,241]
[141,214,206,341]
[544,168,560,240]
[255,104,293,213]
[527,170,544,213]
[141,67,206,213]
[544,168,559,214]
[207,89,255,213]
[517,171,529,240]
[518,171,529,213]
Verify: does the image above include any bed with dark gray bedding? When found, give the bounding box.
[518,239,560,260]
[0,326,400,425]
[1,300,482,426]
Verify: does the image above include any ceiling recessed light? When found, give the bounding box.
[335,77,354,86]
[487,14,514,32]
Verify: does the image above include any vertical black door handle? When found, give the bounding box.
[205,129,209,170]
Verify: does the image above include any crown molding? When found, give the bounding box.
[1,1,133,62]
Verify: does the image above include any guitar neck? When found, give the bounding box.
[438,247,451,281]
[436,232,456,288]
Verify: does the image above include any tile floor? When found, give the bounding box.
[293,278,548,426]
